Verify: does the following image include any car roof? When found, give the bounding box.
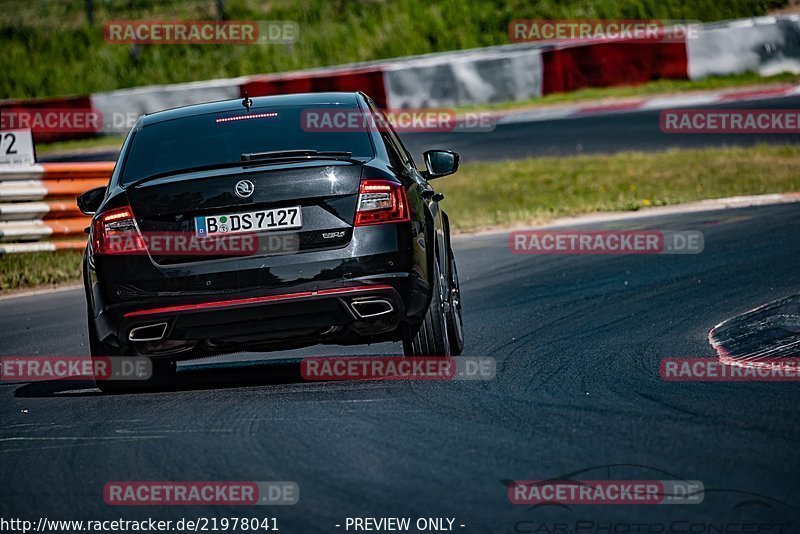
[139,92,364,127]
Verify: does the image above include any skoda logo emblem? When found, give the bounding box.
[235,180,255,198]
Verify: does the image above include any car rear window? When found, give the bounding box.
[120,103,374,185]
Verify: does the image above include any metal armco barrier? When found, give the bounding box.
[0,162,113,254]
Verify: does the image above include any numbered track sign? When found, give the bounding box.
[0,128,36,166]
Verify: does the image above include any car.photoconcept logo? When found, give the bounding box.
[235,180,255,198]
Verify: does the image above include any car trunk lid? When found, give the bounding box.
[125,160,362,265]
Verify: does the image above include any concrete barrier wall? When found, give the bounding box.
[241,67,389,108]
[687,15,800,80]
[542,37,688,94]
[383,48,542,109]
[92,78,245,134]
[0,96,96,144]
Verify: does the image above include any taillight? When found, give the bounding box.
[91,206,146,255]
[355,180,410,226]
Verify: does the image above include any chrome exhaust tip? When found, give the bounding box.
[128,322,168,342]
[350,299,394,319]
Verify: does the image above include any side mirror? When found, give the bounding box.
[423,150,459,179]
[77,186,107,215]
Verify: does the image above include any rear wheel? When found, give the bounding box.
[445,249,465,355]
[402,261,451,356]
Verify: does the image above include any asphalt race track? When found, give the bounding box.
[2,203,799,530]
[42,94,800,163]
[402,95,800,160]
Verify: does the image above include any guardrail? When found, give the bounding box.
[0,162,113,254]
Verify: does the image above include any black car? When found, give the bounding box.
[78,92,464,391]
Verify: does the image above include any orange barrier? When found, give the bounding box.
[0,162,114,251]
[40,162,116,181]
[43,201,85,219]
[43,217,90,236]
[44,179,109,197]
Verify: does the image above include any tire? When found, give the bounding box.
[445,249,465,356]
[88,315,175,393]
[403,261,451,356]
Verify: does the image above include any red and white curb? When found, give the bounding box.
[708,296,800,372]
[0,283,83,301]
[491,84,800,126]
[454,192,800,240]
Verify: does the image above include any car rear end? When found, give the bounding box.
[85,95,424,358]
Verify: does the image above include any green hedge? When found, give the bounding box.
[1,0,787,98]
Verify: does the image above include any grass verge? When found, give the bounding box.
[0,251,83,293]
[1,0,788,98]
[3,143,800,292]
[437,144,800,232]
[37,136,126,156]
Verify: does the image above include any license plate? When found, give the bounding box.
[195,206,302,237]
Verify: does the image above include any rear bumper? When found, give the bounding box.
[86,224,430,355]
[116,284,405,356]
